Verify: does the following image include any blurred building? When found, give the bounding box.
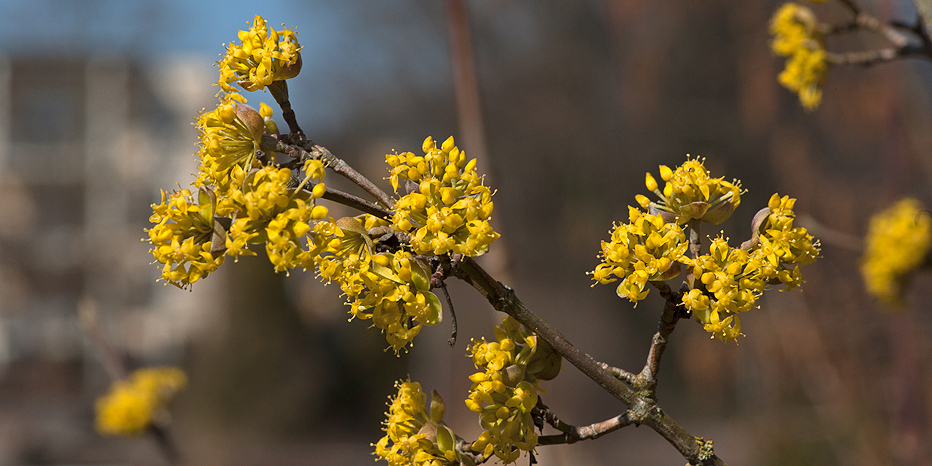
[0,54,224,463]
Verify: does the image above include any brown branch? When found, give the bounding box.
[826,48,899,66]
[594,359,638,385]
[537,411,634,445]
[452,257,726,465]
[638,282,684,388]
[78,298,184,466]
[263,134,395,209]
[317,186,393,219]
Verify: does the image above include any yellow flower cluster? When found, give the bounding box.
[95,367,187,436]
[637,157,742,225]
[388,136,499,257]
[311,216,444,352]
[683,237,759,341]
[591,207,688,303]
[146,50,331,288]
[769,3,828,110]
[217,15,302,93]
[466,317,560,463]
[375,379,461,466]
[861,198,932,307]
[222,163,329,270]
[194,92,263,190]
[147,188,225,288]
[682,194,820,341]
[594,159,820,342]
[751,194,820,289]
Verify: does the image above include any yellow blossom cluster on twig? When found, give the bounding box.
[593,158,820,341]
[769,3,829,110]
[388,136,500,257]
[465,317,561,463]
[217,15,302,93]
[374,379,463,466]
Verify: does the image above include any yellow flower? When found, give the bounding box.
[748,193,820,290]
[769,3,829,110]
[465,317,548,463]
[641,158,743,225]
[591,206,688,303]
[778,46,827,110]
[146,188,224,288]
[388,136,500,257]
[683,237,758,342]
[310,217,444,353]
[861,198,932,307]
[194,93,264,190]
[217,15,302,93]
[95,367,187,436]
[375,379,460,466]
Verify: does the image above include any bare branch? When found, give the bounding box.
[452,257,727,465]
[263,134,396,209]
[639,282,685,387]
[593,358,638,385]
[537,411,634,446]
[317,186,393,219]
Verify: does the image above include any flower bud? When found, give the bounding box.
[645,172,658,192]
[234,103,264,141]
[273,51,302,81]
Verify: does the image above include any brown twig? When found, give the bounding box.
[317,186,393,219]
[452,257,726,465]
[77,298,184,466]
[638,282,685,389]
[536,410,634,445]
[268,80,303,136]
[263,134,395,209]
[594,359,638,385]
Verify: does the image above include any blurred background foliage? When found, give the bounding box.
[1,0,931,465]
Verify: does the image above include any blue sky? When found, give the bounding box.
[0,0,456,133]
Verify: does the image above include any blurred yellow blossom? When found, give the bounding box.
[861,198,932,307]
[770,3,828,110]
[95,367,187,436]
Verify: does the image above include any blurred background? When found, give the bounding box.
[1,0,932,465]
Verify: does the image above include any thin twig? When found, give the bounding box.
[593,358,638,385]
[826,48,900,66]
[638,282,684,388]
[440,280,458,346]
[263,134,395,209]
[537,413,634,445]
[77,298,127,381]
[317,186,393,219]
[452,257,726,465]
[795,214,861,252]
[149,425,181,465]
